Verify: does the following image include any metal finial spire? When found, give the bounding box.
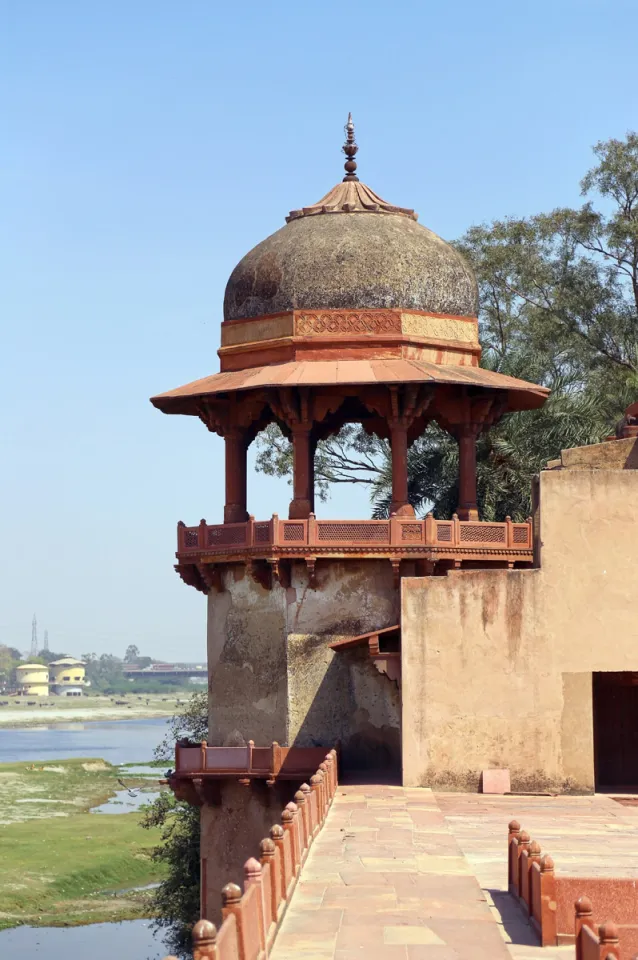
[342,113,359,182]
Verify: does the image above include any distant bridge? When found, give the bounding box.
[122,663,207,679]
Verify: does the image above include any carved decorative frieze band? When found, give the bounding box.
[295,311,402,336]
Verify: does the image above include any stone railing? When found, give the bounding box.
[173,741,330,783]
[161,749,338,960]
[575,905,627,959]
[508,821,638,949]
[177,513,532,556]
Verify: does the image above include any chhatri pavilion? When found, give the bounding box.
[152,116,547,594]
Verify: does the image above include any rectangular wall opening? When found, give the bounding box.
[593,672,638,791]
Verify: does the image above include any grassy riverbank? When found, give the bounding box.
[0,757,158,824]
[0,759,166,929]
[0,811,166,929]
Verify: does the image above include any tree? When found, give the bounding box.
[37,649,70,664]
[457,134,638,394]
[82,653,125,693]
[254,133,638,517]
[141,690,207,957]
[124,644,140,664]
[0,646,21,690]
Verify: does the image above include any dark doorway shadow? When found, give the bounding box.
[291,647,402,784]
[593,672,638,791]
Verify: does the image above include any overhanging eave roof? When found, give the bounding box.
[151,359,549,415]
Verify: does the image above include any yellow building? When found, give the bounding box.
[15,663,49,697]
[49,657,87,697]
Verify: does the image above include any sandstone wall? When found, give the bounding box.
[401,466,638,793]
[207,559,400,769]
[200,780,295,924]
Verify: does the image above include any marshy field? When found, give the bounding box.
[0,719,170,932]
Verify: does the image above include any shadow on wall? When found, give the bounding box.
[290,644,401,778]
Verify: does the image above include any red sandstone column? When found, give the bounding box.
[224,429,248,524]
[289,426,314,520]
[390,424,415,517]
[456,426,479,521]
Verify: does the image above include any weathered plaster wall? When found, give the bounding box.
[207,560,400,768]
[207,566,288,744]
[200,780,296,924]
[286,561,400,770]
[401,466,638,793]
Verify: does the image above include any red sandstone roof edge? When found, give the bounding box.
[150,359,550,412]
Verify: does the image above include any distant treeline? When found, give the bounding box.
[0,643,194,695]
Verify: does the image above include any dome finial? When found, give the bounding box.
[342,112,359,182]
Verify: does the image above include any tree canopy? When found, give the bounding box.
[141,690,207,957]
[255,132,638,520]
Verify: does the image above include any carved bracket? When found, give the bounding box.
[175,563,208,594]
[250,559,272,591]
[196,562,224,593]
[267,558,291,589]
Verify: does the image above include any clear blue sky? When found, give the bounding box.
[1,1,635,660]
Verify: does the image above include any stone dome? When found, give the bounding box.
[223,180,478,322]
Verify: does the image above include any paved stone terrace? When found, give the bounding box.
[269,785,638,960]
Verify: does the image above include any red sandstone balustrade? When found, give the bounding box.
[508,821,638,949]
[170,750,338,960]
[573,901,638,959]
[173,741,329,783]
[177,513,533,556]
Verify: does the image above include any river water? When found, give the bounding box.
[0,718,174,958]
[0,920,168,959]
[0,716,170,766]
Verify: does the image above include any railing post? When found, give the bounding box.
[525,840,542,915]
[330,748,339,790]
[505,515,513,548]
[389,513,400,546]
[247,739,254,774]
[539,855,557,947]
[299,782,313,837]
[310,773,324,833]
[575,896,594,960]
[247,515,255,547]
[526,516,533,550]
[452,512,461,546]
[244,858,266,955]
[294,788,309,856]
[598,921,620,959]
[308,512,317,546]
[177,520,185,552]
[192,919,218,960]
[323,753,335,799]
[282,802,301,874]
[221,883,243,957]
[425,512,435,546]
[517,830,531,896]
[271,514,279,547]
[508,820,521,891]
[259,837,279,927]
[270,824,286,901]
[319,762,330,815]
[271,741,282,780]
[200,740,207,773]
[198,519,208,549]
